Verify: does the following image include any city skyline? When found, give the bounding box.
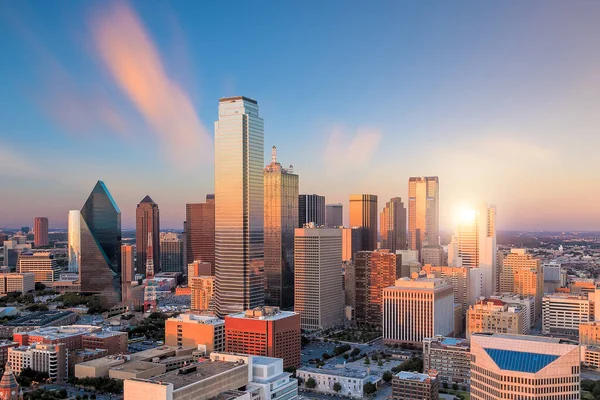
[1,1,600,231]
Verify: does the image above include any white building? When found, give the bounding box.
[542,293,592,335]
[383,274,454,344]
[297,366,378,399]
[294,227,343,331]
[8,343,67,381]
[17,252,59,284]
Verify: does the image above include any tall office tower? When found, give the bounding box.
[325,203,343,228]
[380,197,407,252]
[298,194,325,227]
[408,177,439,253]
[2,240,31,269]
[499,249,543,319]
[470,333,580,400]
[383,275,454,345]
[421,246,445,266]
[79,180,122,305]
[190,276,215,312]
[294,227,343,331]
[349,194,378,251]
[33,217,48,247]
[160,232,184,273]
[135,195,160,275]
[264,146,299,309]
[185,195,215,275]
[354,250,397,327]
[121,244,134,300]
[341,227,362,261]
[187,260,211,284]
[67,210,81,273]
[214,96,265,316]
[451,204,497,297]
[16,252,58,284]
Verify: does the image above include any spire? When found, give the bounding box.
[139,195,155,204]
[271,146,277,164]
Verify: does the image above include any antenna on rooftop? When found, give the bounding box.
[271,146,277,164]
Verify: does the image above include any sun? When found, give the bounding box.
[457,208,477,224]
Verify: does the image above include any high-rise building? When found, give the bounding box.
[185,195,215,275]
[165,314,224,353]
[450,204,497,297]
[8,343,67,382]
[423,337,471,388]
[354,250,397,327]
[214,96,264,316]
[121,244,134,300]
[190,275,215,312]
[420,245,445,266]
[2,240,31,269]
[16,252,58,284]
[470,333,580,400]
[135,196,160,275]
[78,180,122,304]
[499,249,543,319]
[408,177,439,253]
[264,146,299,309]
[392,372,439,400]
[325,203,343,228]
[341,227,362,261]
[298,194,325,227]
[383,275,454,345]
[187,260,211,283]
[67,210,81,273]
[349,194,378,251]
[160,232,183,273]
[225,306,301,368]
[467,299,527,339]
[294,227,343,331]
[380,197,406,253]
[542,293,592,335]
[33,217,48,248]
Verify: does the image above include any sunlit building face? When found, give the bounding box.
[408,176,439,252]
[214,96,265,316]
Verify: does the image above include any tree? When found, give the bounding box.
[35,282,46,291]
[377,360,384,367]
[322,352,331,360]
[382,371,393,383]
[452,383,459,391]
[306,377,316,389]
[333,382,342,392]
[364,357,370,365]
[363,382,377,395]
[442,382,449,389]
[343,354,349,360]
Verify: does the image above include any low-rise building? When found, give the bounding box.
[16,252,59,284]
[81,330,128,355]
[0,340,18,366]
[542,293,592,335]
[13,325,100,351]
[0,273,35,295]
[109,361,167,380]
[467,299,526,339]
[392,371,439,400]
[488,293,535,329]
[165,313,224,353]
[0,311,77,339]
[7,343,67,381]
[423,337,470,387]
[75,355,127,378]
[296,366,378,399]
[580,321,600,346]
[583,346,600,369]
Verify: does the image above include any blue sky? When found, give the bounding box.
[1,1,599,230]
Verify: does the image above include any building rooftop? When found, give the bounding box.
[219,96,257,105]
[76,355,127,368]
[395,371,434,382]
[129,346,194,362]
[298,366,369,379]
[252,356,279,366]
[111,361,162,374]
[167,314,223,325]
[21,325,99,339]
[144,359,247,390]
[7,311,75,327]
[228,306,297,321]
[484,348,558,373]
[84,330,127,339]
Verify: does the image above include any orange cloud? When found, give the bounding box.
[91,2,210,167]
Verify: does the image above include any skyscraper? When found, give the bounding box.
[67,210,81,273]
[121,244,134,300]
[79,180,122,305]
[160,232,184,273]
[349,194,378,251]
[354,250,397,327]
[298,194,325,227]
[450,204,497,297]
[135,196,160,275]
[325,203,343,228]
[408,176,439,252]
[294,227,343,331]
[33,217,48,248]
[214,96,264,316]
[264,146,299,309]
[500,249,543,319]
[380,197,407,252]
[185,195,215,275]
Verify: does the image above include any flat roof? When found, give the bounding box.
[227,309,297,321]
[146,359,246,390]
[77,356,127,368]
[252,356,280,366]
[7,311,75,327]
[298,366,368,379]
[219,96,257,105]
[477,333,562,344]
[111,361,161,373]
[395,371,433,382]
[129,346,194,362]
[85,330,127,339]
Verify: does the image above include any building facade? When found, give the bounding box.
[33,217,49,247]
[470,333,580,400]
[165,314,224,353]
[298,194,325,227]
[380,197,407,253]
[499,249,543,319]
[190,276,214,312]
[264,147,298,309]
[160,232,183,273]
[349,194,378,251]
[341,227,362,261]
[214,96,264,316]
[8,343,67,381]
[423,337,470,387]
[467,299,527,339]
[17,252,58,284]
[383,275,454,344]
[294,227,343,331]
[408,177,439,253]
[0,273,35,295]
[185,195,215,275]
[135,195,160,275]
[297,367,375,399]
[354,250,397,327]
[542,293,592,335]
[325,203,343,228]
[224,307,300,368]
[392,371,439,400]
[580,322,600,346]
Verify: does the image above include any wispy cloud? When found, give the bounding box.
[323,126,382,176]
[0,145,40,178]
[90,2,210,167]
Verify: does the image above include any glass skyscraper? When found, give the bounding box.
[79,180,122,305]
[298,194,325,227]
[408,176,439,252]
[264,146,299,309]
[214,96,265,316]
